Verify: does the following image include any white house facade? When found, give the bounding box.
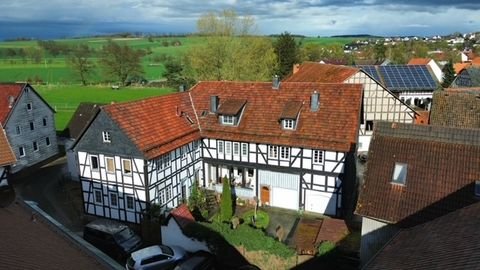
[74,81,363,223]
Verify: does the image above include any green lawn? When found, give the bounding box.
[34,84,174,131]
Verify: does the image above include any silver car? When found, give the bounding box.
[126,245,187,270]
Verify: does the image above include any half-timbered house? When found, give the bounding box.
[284,62,416,152]
[74,81,362,223]
[0,83,58,173]
[0,125,16,187]
[73,93,202,223]
[355,121,480,265]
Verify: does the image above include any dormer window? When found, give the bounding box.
[216,99,247,126]
[283,119,296,130]
[392,162,407,185]
[222,115,235,125]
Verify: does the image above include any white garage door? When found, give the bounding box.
[304,190,338,216]
[272,187,298,210]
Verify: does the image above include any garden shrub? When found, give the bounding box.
[242,209,270,229]
[317,241,336,256]
[220,177,233,222]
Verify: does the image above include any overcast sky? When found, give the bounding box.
[0,0,479,39]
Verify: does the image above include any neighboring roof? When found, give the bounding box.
[169,204,195,230]
[452,67,480,87]
[453,62,471,74]
[283,62,359,83]
[407,58,431,65]
[103,92,201,160]
[472,57,480,65]
[430,89,480,128]
[364,202,480,270]
[0,83,23,124]
[66,102,103,139]
[0,83,55,126]
[0,125,16,166]
[358,65,438,91]
[1,201,107,269]
[355,121,480,227]
[216,99,247,116]
[190,81,362,152]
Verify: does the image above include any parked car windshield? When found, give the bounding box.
[160,245,174,256]
[114,227,135,243]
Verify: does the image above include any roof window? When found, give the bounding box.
[392,163,407,185]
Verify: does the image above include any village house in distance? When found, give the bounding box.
[72,81,363,223]
[0,83,58,173]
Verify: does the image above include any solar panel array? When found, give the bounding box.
[358,65,438,91]
[358,65,381,82]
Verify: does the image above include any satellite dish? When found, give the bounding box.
[0,185,16,208]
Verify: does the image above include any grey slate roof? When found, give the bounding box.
[66,102,103,139]
[451,67,480,88]
[364,201,480,270]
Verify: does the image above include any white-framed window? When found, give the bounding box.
[392,163,407,185]
[126,196,135,210]
[29,121,34,131]
[313,150,324,164]
[26,102,32,111]
[19,146,25,157]
[94,190,102,204]
[268,145,278,159]
[42,117,47,126]
[15,126,21,135]
[218,141,224,155]
[225,141,232,155]
[122,159,132,175]
[45,137,51,146]
[159,188,166,205]
[233,142,240,155]
[90,155,99,171]
[366,120,374,131]
[33,141,38,152]
[280,146,290,160]
[180,146,187,160]
[166,186,172,202]
[105,157,115,173]
[222,115,235,125]
[157,153,171,170]
[110,193,118,207]
[283,119,295,129]
[102,131,111,143]
[241,143,248,157]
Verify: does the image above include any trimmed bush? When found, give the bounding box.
[220,177,233,222]
[242,209,270,229]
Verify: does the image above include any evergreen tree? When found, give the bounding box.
[442,61,455,88]
[220,177,233,222]
[274,32,298,79]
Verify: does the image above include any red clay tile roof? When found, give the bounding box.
[0,83,24,125]
[1,201,107,269]
[0,125,15,166]
[280,101,303,119]
[190,81,362,152]
[430,90,480,128]
[355,121,480,227]
[170,204,195,230]
[365,202,480,270]
[454,62,471,74]
[103,92,201,160]
[283,62,359,83]
[407,58,431,65]
[216,99,247,115]
[472,57,480,65]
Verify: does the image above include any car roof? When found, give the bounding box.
[85,219,128,234]
[131,245,164,261]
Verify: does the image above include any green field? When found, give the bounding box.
[0,36,354,84]
[34,85,174,131]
